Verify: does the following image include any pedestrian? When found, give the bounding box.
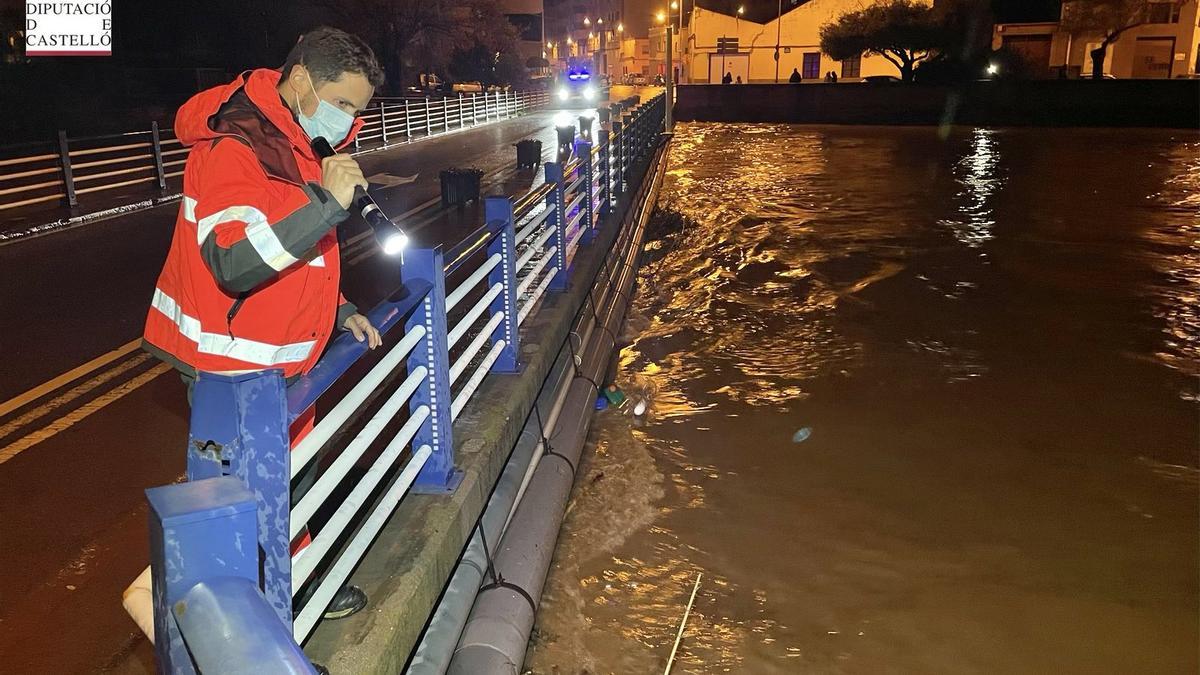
[722,71,733,85]
[141,26,384,622]
[735,75,743,84]
[824,71,838,83]
[789,68,801,83]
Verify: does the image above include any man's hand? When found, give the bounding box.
[321,154,368,211]
[344,313,382,349]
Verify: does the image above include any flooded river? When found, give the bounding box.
[525,123,1199,674]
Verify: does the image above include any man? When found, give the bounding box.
[142,26,385,620]
[722,71,733,84]
[789,67,802,83]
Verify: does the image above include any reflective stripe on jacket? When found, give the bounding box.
[143,68,364,378]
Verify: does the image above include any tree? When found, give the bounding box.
[819,0,944,82]
[310,0,519,93]
[1061,0,1177,79]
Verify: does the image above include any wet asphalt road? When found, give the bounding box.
[0,87,648,674]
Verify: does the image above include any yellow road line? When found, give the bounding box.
[0,353,151,439]
[0,363,171,465]
[0,339,142,419]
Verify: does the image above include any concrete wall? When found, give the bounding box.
[674,80,1200,127]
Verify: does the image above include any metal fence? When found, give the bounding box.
[145,92,666,673]
[0,90,551,215]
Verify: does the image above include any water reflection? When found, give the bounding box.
[940,128,1001,247]
[528,123,1200,674]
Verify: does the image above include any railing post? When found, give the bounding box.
[150,121,167,191]
[544,161,569,291]
[425,97,433,136]
[404,98,412,139]
[611,118,623,195]
[56,130,77,207]
[598,127,611,218]
[403,248,461,493]
[573,137,596,243]
[186,370,293,626]
[380,101,390,146]
[458,93,465,129]
[485,196,520,373]
[472,93,479,125]
[148,476,260,675]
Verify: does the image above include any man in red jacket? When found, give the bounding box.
[143,27,386,620]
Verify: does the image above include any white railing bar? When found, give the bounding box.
[567,221,587,253]
[448,282,502,350]
[565,208,584,234]
[563,192,584,217]
[451,340,506,421]
[289,365,427,538]
[445,252,502,313]
[516,226,555,271]
[292,443,432,641]
[291,324,425,478]
[515,205,551,244]
[449,311,504,387]
[516,245,556,298]
[290,406,430,592]
[566,175,585,193]
[518,266,557,326]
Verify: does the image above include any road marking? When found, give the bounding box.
[0,363,171,465]
[0,339,142,419]
[0,353,151,439]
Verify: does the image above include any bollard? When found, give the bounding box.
[485,196,520,373]
[403,248,462,493]
[187,371,293,626]
[544,161,569,291]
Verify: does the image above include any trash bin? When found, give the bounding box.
[577,116,594,140]
[514,139,542,169]
[439,167,484,207]
[556,125,576,150]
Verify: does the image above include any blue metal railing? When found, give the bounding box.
[146,92,666,673]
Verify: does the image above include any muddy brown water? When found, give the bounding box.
[525,123,1199,674]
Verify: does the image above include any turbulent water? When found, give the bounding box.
[525,123,1200,674]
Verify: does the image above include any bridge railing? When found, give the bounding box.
[0,90,551,215]
[149,92,665,673]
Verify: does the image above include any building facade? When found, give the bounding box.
[993,0,1199,78]
[683,0,931,84]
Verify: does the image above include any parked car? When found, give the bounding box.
[452,81,484,93]
[625,73,647,86]
[861,75,902,84]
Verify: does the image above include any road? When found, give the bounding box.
[0,86,649,674]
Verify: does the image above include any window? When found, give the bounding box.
[1145,1,1180,23]
[841,54,862,78]
[802,52,821,79]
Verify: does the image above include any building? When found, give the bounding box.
[502,0,550,78]
[683,0,932,83]
[993,0,1200,78]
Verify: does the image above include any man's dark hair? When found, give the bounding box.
[282,27,385,88]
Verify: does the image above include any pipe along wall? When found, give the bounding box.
[407,135,671,674]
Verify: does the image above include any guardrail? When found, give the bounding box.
[146,92,665,673]
[0,90,551,214]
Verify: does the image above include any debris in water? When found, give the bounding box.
[595,395,609,411]
[792,427,812,443]
[603,384,628,408]
[632,398,648,416]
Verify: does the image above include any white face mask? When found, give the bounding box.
[295,72,354,145]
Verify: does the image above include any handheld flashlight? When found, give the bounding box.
[311,137,409,256]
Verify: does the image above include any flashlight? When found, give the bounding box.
[311,136,409,256]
